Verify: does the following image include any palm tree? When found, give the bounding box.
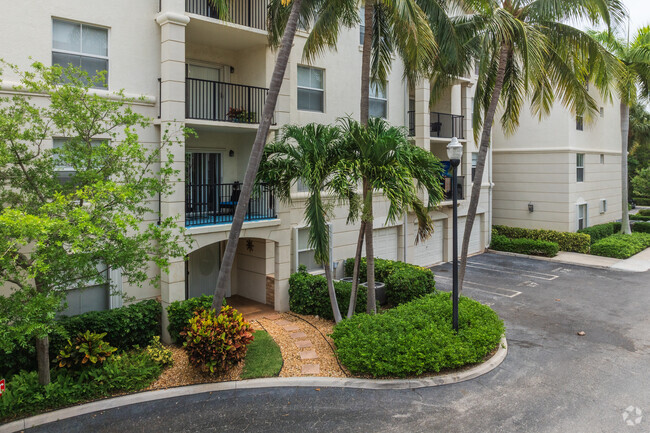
[256,124,360,323]
[451,0,625,289]
[589,26,650,234]
[340,117,445,314]
[211,0,305,310]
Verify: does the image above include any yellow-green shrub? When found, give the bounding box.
[146,336,173,367]
[493,225,590,253]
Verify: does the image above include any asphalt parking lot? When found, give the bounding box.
[22,252,650,433]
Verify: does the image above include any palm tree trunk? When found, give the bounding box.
[347,221,365,318]
[621,102,632,234]
[211,0,303,310]
[360,1,373,125]
[324,263,343,323]
[458,46,509,290]
[363,179,376,314]
[36,336,50,386]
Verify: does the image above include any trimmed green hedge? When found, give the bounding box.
[639,209,650,217]
[631,214,650,221]
[288,270,368,319]
[331,293,504,377]
[633,221,650,234]
[343,257,436,306]
[0,300,161,379]
[578,222,622,244]
[493,225,590,253]
[591,233,650,259]
[490,234,559,257]
[633,197,650,206]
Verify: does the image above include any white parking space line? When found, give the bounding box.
[435,275,522,298]
[467,262,559,281]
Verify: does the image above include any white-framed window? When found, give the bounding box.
[359,7,365,45]
[576,153,585,182]
[475,61,480,75]
[577,203,588,230]
[599,199,607,214]
[600,107,605,118]
[297,66,324,112]
[369,82,387,119]
[576,115,584,131]
[52,19,109,89]
[600,154,605,164]
[471,152,478,181]
[294,224,332,272]
[297,178,309,193]
[53,137,105,184]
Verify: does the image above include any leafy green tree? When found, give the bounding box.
[632,166,650,198]
[453,0,625,288]
[257,124,359,323]
[340,117,444,314]
[590,26,650,233]
[629,102,650,180]
[0,63,189,385]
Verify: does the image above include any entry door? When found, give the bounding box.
[186,152,222,218]
[187,64,225,120]
[188,243,228,299]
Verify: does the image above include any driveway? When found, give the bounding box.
[24,253,650,433]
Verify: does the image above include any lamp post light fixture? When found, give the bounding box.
[447,137,463,332]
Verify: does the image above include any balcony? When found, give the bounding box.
[186,78,274,125]
[408,111,465,139]
[186,0,267,31]
[185,182,276,227]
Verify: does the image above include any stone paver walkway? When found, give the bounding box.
[264,314,321,376]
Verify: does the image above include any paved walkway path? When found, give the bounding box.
[264,314,321,376]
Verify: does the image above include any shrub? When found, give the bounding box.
[332,293,504,377]
[0,299,161,379]
[639,209,650,217]
[634,197,650,206]
[181,307,254,374]
[343,257,436,305]
[493,225,590,253]
[633,221,650,234]
[590,233,650,259]
[146,336,174,367]
[490,234,559,257]
[579,222,621,244]
[0,350,161,421]
[166,295,227,343]
[55,331,118,370]
[288,270,368,319]
[630,214,650,221]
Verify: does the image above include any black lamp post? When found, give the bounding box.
[447,137,463,332]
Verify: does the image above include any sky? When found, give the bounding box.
[624,0,650,33]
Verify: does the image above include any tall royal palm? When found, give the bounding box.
[257,124,360,323]
[340,117,444,314]
[590,26,650,234]
[453,0,625,289]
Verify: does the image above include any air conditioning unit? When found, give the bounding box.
[599,199,607,214]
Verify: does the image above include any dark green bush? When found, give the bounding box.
[630,214,650,221]
[493,225,590,253]
[166,295,227,343]
[288,271,367,319]
[343,257,436,305]
[633,221,650,234]
[0,350,161,421]
[0,299,161,378]
[578,222,621,244]
[590,233,650,259]
[490,234,559,257]
[638,209,650,216]
[634,197,650,206]
[331,293,505,377]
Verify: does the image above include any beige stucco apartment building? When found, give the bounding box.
[0,0,487,338]
[491,93,623,232]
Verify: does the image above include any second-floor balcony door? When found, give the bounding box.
[187,64,227,120]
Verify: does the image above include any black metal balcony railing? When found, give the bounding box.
[442,175,465,201]
[407,111,465,139]
[186,78,274,124]
[186,0,267,31]
[185,182,276,227]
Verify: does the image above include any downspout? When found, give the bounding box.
[487,136,493,248]
[403,213,408,263]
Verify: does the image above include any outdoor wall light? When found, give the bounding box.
[528,202,534,213]
[229,150,235,157]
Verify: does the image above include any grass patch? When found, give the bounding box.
[241,330,283,379]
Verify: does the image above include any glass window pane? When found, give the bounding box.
[297,66,311,87]
[310,68,323,89]
[299,250,321,272]
[369,99,386,118]
[53,20,81,52]
[81,57,108,88]
[82,25,108,56]
[298,228,310,250]
[298,88,323,112]
[370,82,385,99]
[52,52,81,69]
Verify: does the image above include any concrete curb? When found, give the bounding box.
[2,337,507,432]
[486,249,618,271]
